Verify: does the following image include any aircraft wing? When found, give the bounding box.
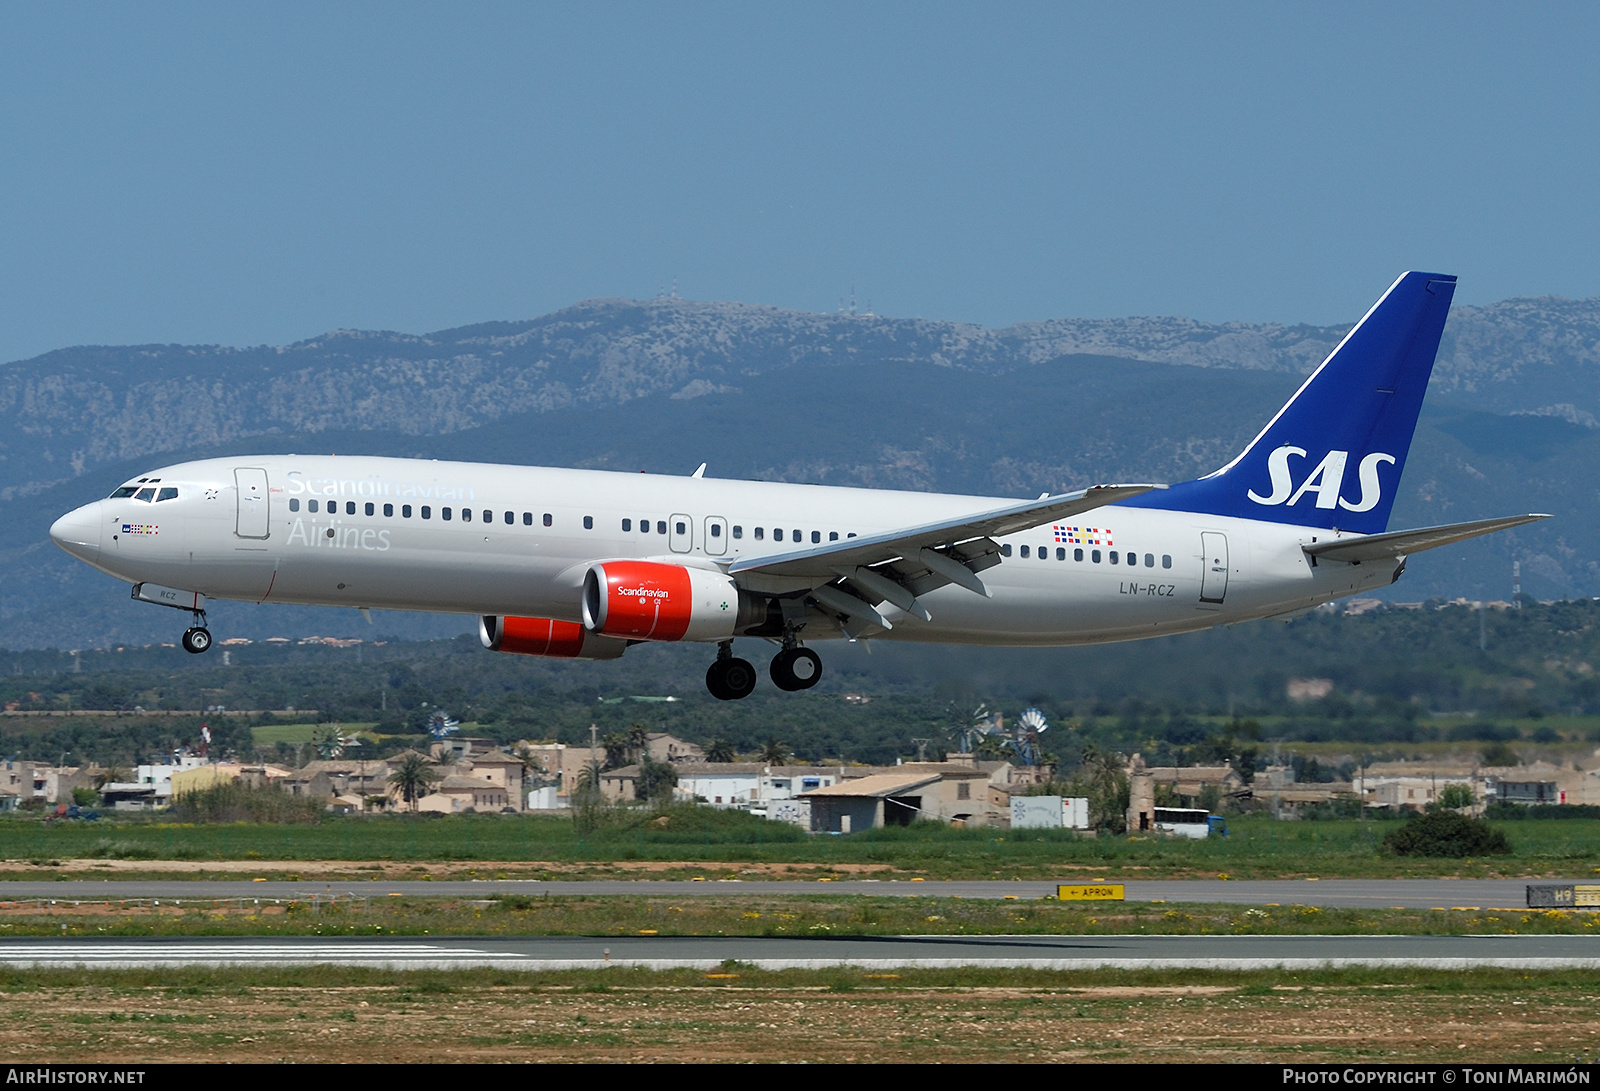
[1302,514,1550,565]
[727,483,1159,633]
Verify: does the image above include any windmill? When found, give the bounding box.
[1013,707,1049,766]
[959,703,1003,753]
[427,710,460,739]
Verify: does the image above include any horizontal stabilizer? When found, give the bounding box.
[1303,514,1549,564]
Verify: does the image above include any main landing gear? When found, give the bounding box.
[706,642,757,701]
[703,635,824,700]
[769,646,822,692]
[181,625,212,655]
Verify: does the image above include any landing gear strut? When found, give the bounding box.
[705,641,757,701]
[180,605,211,655]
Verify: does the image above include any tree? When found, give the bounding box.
[602,732,629,770]
[1382,811,1510,857]
[1480,742,1521,767]
[705,737,737,763]
[1432,782,1477,811]
[387,752,439,813]
[1080,743,1129,834]
[637,757,678,805]
[626,723,650,765]
[760,738,791,766]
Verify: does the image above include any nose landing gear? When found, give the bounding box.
[181,626,212,654]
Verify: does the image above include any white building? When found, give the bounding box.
[134,754,211,805]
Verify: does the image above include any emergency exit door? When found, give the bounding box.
[1199,531,1229,603]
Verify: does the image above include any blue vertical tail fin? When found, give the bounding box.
[1120,271,1456,534]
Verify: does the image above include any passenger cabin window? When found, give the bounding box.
[638,518,649,533]
[673,520,684,534]
[791,529,800,541]
[655,520,665,534]
[442,507,453,521]
[503,511,512,525]
[732,526,743,539]
[289,498,300,512]
[829,532,838,541]
[1020,545,1030,558]
[1001,544,1012,556]
[484,510,493,523]
[462,508,472,522]
[710,523,721,538]
[346,502,356,515]
[773,528,783,542]
[754,527,764,540]
[811,531,821,544]
[1110,551,1118,564]
[365,502,375,516]
[384,503,393,517]
[585,516,595,530]
[1145,553,1154,567]
[1162,554,1172,568]
[1092,550,1102,563]
[403,505,413,518]
[543,513,552,527]
[308,500,319,513]
[622,519,632,532]
[523,512,532,526]
[1056,547,1066,560]
[1074,548,1084,561]
[422,506,431,519]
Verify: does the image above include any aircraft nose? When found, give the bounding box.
[49,502,102,563]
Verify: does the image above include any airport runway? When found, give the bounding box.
[0,877,1565,908]
[1,933,1597,970]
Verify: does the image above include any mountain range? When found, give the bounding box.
[4,292,1598,648]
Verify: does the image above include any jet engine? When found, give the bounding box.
[479,615,627,660]
[581,560,764,641]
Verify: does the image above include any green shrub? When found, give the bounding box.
[168,780,324,824]
[1381,811,1511,857]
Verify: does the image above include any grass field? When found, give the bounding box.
[4,810,1598,880]
[2,966,1596,1063]
[0,895,1595,939]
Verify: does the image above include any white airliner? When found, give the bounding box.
[49,272,1545,700]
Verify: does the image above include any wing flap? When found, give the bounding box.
[1303,514,1550,564]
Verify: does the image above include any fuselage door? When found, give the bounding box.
[704,516,728,556]
[669,513,693,554]
[235,468,271,539]
[1199,531,1228,603]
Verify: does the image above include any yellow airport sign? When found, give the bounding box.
[1058,883,1125,901]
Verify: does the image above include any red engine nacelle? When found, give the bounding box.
[479,615,627,660]
[581,560,758,642]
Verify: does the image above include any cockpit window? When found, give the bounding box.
[156,487,178,502]
[109,486,139,499]
[134,488,156,502]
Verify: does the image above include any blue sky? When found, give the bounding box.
[1,2,1596,363]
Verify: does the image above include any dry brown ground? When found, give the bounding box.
[2,981,1596,1063]
[0,858,906,880]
